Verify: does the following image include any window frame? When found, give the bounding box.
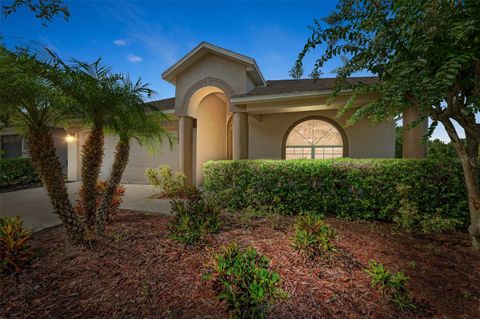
[281,116,349,160]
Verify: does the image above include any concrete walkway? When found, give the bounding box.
[0,182,171,231]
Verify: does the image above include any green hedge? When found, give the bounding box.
[0,158,40,189]
[204,159,469,225]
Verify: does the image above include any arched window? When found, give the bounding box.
[284,118,346,159]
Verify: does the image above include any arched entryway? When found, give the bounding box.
[183,80,234,184]
[282,117,348,159]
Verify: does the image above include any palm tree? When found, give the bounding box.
[0,47,86,245]
[96,77,174,235]
[41,51,126,233]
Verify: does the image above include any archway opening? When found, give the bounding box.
[194,90,230,184]
[284,118,346,159]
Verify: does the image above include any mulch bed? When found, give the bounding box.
[1,210,479,318]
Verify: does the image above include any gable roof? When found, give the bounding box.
[162,42,266,86]
[231,77,378,99]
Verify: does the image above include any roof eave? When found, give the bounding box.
[231,89,354,105]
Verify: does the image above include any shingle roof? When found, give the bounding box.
[232,76,378,98]
[145,97,175,111]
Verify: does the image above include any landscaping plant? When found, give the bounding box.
[168,185,221,245]
[0,46,86,245]
[0,158,40,190]
[75,181,125,222]
[0,216,32,274]
[95,79,174,236]
[394,184,461,234]
[204,242,285,319]
[293,0,480,249]
[291,212,336,259]
[146,164,187,198]
[204,159,468,225]
[364,260,415,311]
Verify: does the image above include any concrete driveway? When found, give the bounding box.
[0,182,171,231]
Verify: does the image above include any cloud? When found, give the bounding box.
[113,39,128,46]
[127,54,142,63]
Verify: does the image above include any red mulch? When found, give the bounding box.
[1,210,479,319]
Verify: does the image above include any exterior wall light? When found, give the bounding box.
[65,134,76,142]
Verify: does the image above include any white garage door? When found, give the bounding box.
[98,134,179,184]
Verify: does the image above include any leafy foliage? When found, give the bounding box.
[0,216,32,274]
[204,159,468,225]
[2,0,70,25]
[364,260,415,311]
[146,165,187,198]
[291,212,336,259]
[293,0,480,248]
[0,158,40,189]
[74,181,125,222]
[393,184,461,233]
[204,243,285,319]
[168,186,221,245]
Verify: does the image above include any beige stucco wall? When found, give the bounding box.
[248,109,395,159]
[174,54,249,115]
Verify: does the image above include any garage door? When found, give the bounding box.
[98,134,179,184]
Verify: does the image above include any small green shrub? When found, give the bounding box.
[204,243,285,319]
[168,185,221,245]
[0,158,40,189]
[145,165,186,198]
[0,216,33,274]
[394,185,461,233]
[291,212,336,259]
[364,260,415,311]
[203,159,468,225]
[419,213,462,233]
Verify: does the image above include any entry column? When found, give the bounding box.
[233,112,249,160]
[179,116,194,184]
[402,106,428,158]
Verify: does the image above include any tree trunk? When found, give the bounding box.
[441,118,480,250]
[463,160,480,250]
[96,139,130,236]
[81,125,104,233]
[27,129,85,245]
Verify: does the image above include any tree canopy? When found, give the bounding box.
[293,0,480,249]
[2,0,69,25]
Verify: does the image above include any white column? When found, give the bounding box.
[67,132,80,181]
[179,116,194,184]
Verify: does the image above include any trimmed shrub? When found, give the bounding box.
[393,184,461,233]
[0,158,40,189]
[204,243,285,318]
[168,185,221,245]
[75,181,125,221]
[0,216,33,274]
[145,165,186,198]
[291,213,336,259]
[204,159,468,226]
[364,260,415,311]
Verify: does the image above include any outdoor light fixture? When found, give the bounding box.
[65,134,76,142]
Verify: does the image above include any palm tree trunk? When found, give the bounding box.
[27,129,85,245]
[96,138,130,236]
[81,124,104,233]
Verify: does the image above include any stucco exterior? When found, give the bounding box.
[248,109,395,159]
[1,42,425,186]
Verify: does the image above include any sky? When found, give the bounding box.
[0,0,469,142]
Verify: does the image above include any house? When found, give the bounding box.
[1,42,427,185]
